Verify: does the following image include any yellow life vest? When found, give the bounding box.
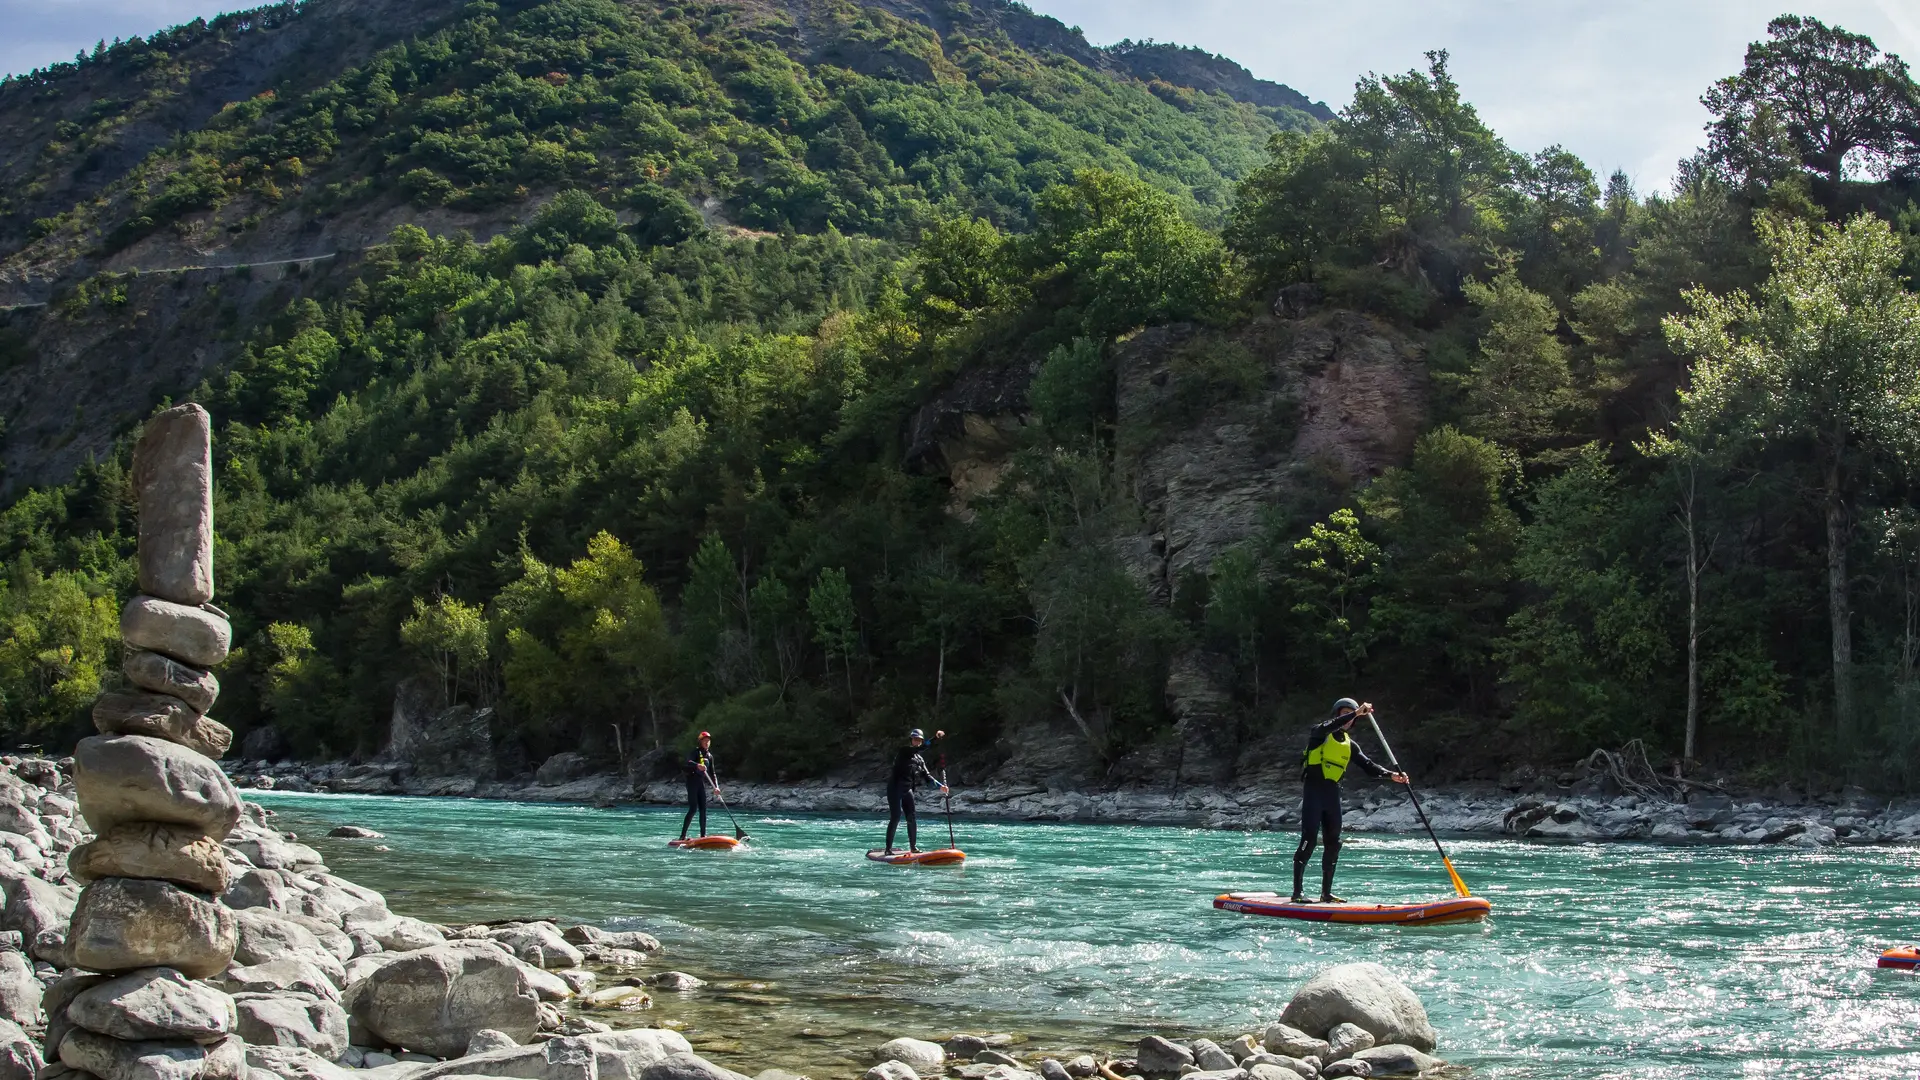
[1305,730,1354,782]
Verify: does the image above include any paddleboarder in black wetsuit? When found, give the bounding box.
[884,728,948,854]
[680,730,718,840]
[1293,699,1406,903]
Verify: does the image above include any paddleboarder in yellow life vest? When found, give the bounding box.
[1293,698,1406,903]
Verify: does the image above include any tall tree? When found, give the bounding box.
[1666,213,1920,734]
[1703,15,1920,190]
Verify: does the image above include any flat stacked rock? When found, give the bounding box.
[50,405,245,1080]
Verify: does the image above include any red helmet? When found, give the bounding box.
[697,731,711,739]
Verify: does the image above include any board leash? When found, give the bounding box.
[1365,714,1470,898]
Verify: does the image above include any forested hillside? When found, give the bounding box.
[2,4,1919,792]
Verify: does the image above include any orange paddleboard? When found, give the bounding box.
[669,836,742,851]
[1214,892,1490,925]
[866,848,966,866]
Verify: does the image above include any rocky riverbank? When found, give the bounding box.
[0,753,1463,1080]
[228,758,1920,849]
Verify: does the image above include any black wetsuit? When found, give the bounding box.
[1293,714,1392,898]
[885,744,942,852]
[681,746,715,838]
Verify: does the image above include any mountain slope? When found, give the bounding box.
[0,0,1324,497]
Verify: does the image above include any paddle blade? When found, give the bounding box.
[1443,855,1470,898]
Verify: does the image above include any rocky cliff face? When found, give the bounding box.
[913,308,1428,787]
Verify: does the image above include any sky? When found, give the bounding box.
[4,0,1919,195]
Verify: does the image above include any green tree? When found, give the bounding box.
[1029,337,1110,443]
[1499,447,1666,747]
[0,568,120,741]
[400,595,490,708]
[1280,509,1380,673]
[1024,169,1232,340]
[1362,427,1520,696]
[808,567,857,700]
[1703,15,1920,190]
[1456,271,1579,450]
[1665,212,1920,731]
[1205,544,1268,701]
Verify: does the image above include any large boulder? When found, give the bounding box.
[212,959,340,1002]
[70,822,231,894]
[242,1045,356,1080]
[232,993,348,1059]
[72,735,241,837]
[0,875,75,963]
[132,403,216,607]
[1348,1046,1442,1076]
[232,909,348,986]
[91,693,232,759]
[0,951,39,1027]
[343,942,541,1056]
[120,598,231,669]
[562,925,660,952]
[1278,963,1437,1052]
[278,914,355,963]
[535,753,592,787]
[227,834,325,873]
[585,1029,697,1080]
[341,907,443,953]
[1261,1025,1330,1061]
[69,876,238,979]
[0,1017,41,1080]
[59,1028,244,1080]
[124,650,220,714]
[873,1038,944,1072]
[486,923,582,970]
[635,1053,753,1080]
[1135,1037,1194,1075]
[67,967,234,1044]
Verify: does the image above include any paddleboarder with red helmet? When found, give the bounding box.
[679,730,718,841]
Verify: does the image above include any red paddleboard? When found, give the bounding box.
[866,848,966,866]
[669,836,742,851]
[1879,947,1920,970]
[1214,892,1490,925]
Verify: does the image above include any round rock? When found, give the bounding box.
[69,822,232,894]
[72,735,241,837]
[67,967,235,1044]
[123,650,220,713]
[120,597,231,669]
[69,877,238,979]
[1278,963,1437,1052]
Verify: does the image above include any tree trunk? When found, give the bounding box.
[1825,456,1853,736]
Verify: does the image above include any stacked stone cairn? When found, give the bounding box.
[51,404,246,1080]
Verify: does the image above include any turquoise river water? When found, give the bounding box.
[252,792,1920,1080]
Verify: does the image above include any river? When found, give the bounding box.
[251,791,1920,1079]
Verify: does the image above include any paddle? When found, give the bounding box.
[939,755,956,851]
[709,764,748,842]
[1364,712,1470,898]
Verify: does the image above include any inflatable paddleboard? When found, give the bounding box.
[866,848,966,866]
[1878,946,1920,970]
[668,836,742,851]
[1213,892,1490,925]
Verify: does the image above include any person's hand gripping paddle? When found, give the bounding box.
[1362,707,1471,898]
